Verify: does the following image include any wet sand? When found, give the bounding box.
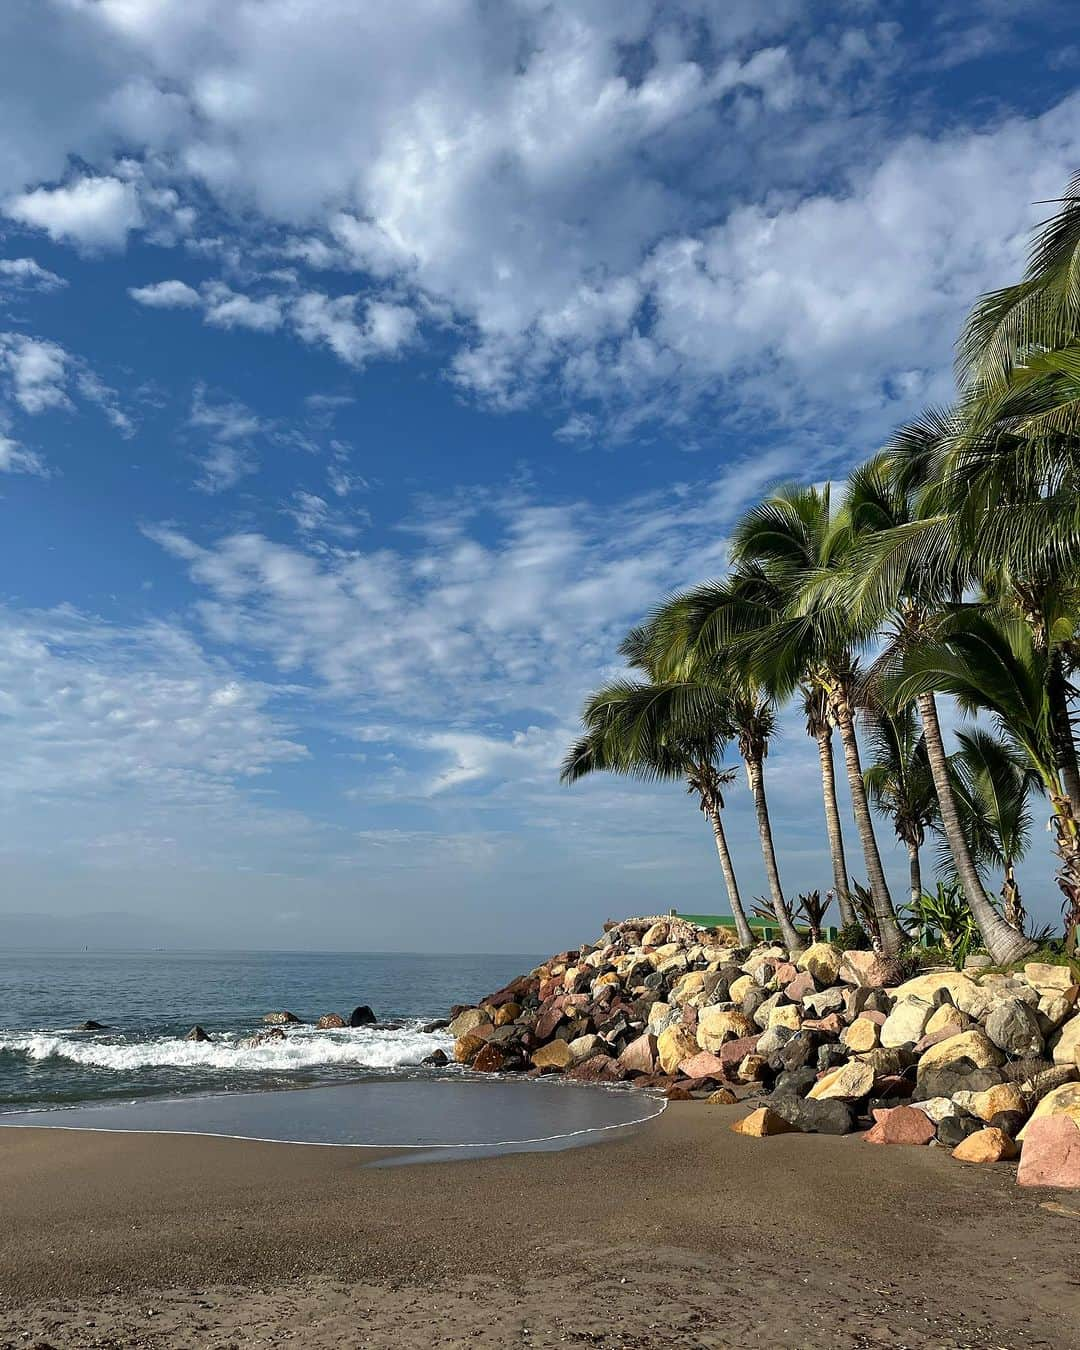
[0,1101,1077,1348]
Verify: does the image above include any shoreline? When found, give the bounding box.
[1,1104,1076,1348]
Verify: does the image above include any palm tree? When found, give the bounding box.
[803,684,855,927]
[945,727,1040,932]
[862,705,938,908]
[890,608,1080,941]
[560,678,756,948]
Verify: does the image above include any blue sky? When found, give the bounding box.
[1,0,1079,952]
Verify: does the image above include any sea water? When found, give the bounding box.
[0,949,539,1111]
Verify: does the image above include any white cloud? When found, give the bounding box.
[128,278,200,307]
[0,333,70,414]
[5,175,142,248]
[290,291,417,365]
[201,281,283,332]
[0,431,48,477]
[188,384,262,492]
[0,257,66,292]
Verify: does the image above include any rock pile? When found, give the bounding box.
[447,916,1080,1187]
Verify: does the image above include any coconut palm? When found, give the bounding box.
[945,727,1041,932]
[560,678,755,948]
[862,705,938,908]
[803,684,855,927]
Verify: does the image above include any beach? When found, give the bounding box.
[1,1102,1076,1349]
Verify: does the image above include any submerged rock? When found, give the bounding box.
[316,1013,346,1029]
[348,1005,377,1027]
[263,1010,302,1025]
[184,1025,211,1041]
[422,1048,449,1066]
[76,1020,108,1031]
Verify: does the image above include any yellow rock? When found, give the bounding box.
[1052,1015,1080,1066]
[494,1002,521,1026]
[454,1032,487,1064]
[807,1060,874,1101]
[592,971,620,988]
[796,942,841,985]
[736,1053,768,1082]
[970,1082,1028,1122]
[893,971,979,1004]
[916,1029,1004,1077]
[1019,1081,1080,1139]
[728,974,755,1003]
[670,971,707,1005]
[842,1018,880,1053]
[641,920,671,947]
[531,1040,573,1071]
[707,1088,737,1105]
[730,1107,798,1138]
[1023,962,1077,993]
[448,1006,492,1039]
[925,1003,968,1037]
[768,1004,802,1031]
[657,1023,700,1075]
[696,1006,756,1053]
[952,1128,1019,1164]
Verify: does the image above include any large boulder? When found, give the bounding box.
[841,1018,880,1053]
[471,1042,509,1073]
[891,971,979,1007]
[566,1054,625,1083]
[657,1023,700,1075]
[422,1048,449,1066]
[770,1093,854,1135]
[1017,1116,1080,1188]
[1022,962,1078,995]
[916,1029,1005,1081]
[316,1013,346,1029]
[802,986,845,1017]
[796,942,841,985]
[1051,1014,1080,1067]
[454,1032,486,1064]
[263,1010,302,1025]
[532,1040,573,1072]
[880,997,933,1049]
[985,999,1044,1059]
[1019,1081,1080,1136]
[864,1105,936,1146]
[566,1033,605,1064]
[925,1003,970,1037]
[807,1060,874,1102]
[839,950,897,989]
[952,1128,1019,1164]
[449,1006,491,1039]
[678,1049,726,1080]
[348,1005,377,1027]
[617,1033,658,1076]
[967,1082,1029,1123]
[696,1006,756,1053]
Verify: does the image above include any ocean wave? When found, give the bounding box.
[0,1022,453,1074]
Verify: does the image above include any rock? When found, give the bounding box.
[707,1088,738,1105]
[807,1060,874,1102]
[532,1040,573,1072]
[316,1013,346,1029]
[776,1033,816,1072]
[246,1027,286,1046]
[771,1093,854,1135]
[784,971,817,1003]
[936,1115,981,1148]
[767,1004,802,1033]
[842,1018,880,1053]
[348,1005,377,1027]
[448,1006,491,1038]
[641,919,671,947]
[916,1030,1005,1080]
[989,1109,1027,1137]
[925,1003,969,1037]
[859,1046,915,1077]
[1020,1062,1079,1100]
[952,1128,1019,1163]
[422,1048,449,1066]
[617,1032,658,1076]
[914,1066,1004,1102]
[1023,962,1077,994]
[494,1003,521,1027]
[717,1034,764,1079]
[666,1085,693,1100]
[756,1025,797,1056]
[752,990,788,1029]
[985,999,1044,1058]
[76,1020,108,1031]
[774,1066,818,1098]
[909,1096,959,1125]
[1040,993,1078,1031]
[864,1105,937,1146]
[184,1025,211,1041]
[1051,1014,1080,1066]
[880,997,933,1049]
[679,1049,726,1079]
[728,974,755,1003]
[802,986,845,1017]
[567,1054,625,1083]
[454,1032,487,1064]
[263,1010,302,1025]
[736,1053,769,1083]
[892,971,979,1007]
[646,1001,680,1036]
[472,1042,508,1073]
[970,1082,1029,1123]
[658,1023,700,1074]
[730,1107,798,1138]
[696,1007,756,1053]
[1020,1081,1080,1136]
[796,942,841,985]
[421,1019,450,1034]
[1017,1116,1080,1188]
[838,950,896,988]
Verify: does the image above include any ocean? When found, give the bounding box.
[0,949,541,1113]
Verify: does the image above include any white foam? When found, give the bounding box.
[0,1022,453,1074]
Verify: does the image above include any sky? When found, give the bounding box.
[1,0,1079,953]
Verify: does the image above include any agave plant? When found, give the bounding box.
[794,889,832,943]
[904,881,982,970]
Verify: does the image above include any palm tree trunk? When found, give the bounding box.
[744,755,803,952]
[1001,861,1026,934]
[906,838,922,909]
[830,692,904,955]
[704,802,754,948]
[815,726,854,927]
[1048,650,1080,808]
[916,691,1034,962]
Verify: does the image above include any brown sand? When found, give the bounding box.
[0,1102,1076,1348]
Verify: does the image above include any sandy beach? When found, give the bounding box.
[1,1102,1077,1349]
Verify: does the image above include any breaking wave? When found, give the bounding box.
[0,1022,453,1075]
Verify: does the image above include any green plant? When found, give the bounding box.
[848,881,883,953]
[903,881,982,970]
[794,889,832,942]
[834,920,871,951]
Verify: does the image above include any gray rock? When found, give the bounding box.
[773,1066,818,1098]
[777,1033,817,1072]
[422,1048,449,1066]
[184,1025,210,1041]
[985,998,1044,1058]
[771,1092,855,1135]
[76,1020,108,1031]
[757,1025,798,1056]
[741,986,771,1021]
[816,1044,848,1072]
[263,1010,302,1025]
[935,1114,981,1148]
[752,989,789,1031]
[348,1005,377,1027]
[803,986,846,1018]
[913,1066,1004,1101]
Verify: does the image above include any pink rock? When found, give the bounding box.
[534,999,566,1041]
[617,1032,658,1076]
[803,1013,844,1035]
[774,962,799,986]
[860,1010,888,1026]
[718,1034,762,1079]
[1017,1117,1080,1189]
[785,971,816,1003]
[913,1028,959,1054]
[680,1004,699,1030]
[864,1105,936,1146]
[679,1050,726,1079]
[566,1055,625,1084]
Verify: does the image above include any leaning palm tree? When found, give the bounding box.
[945,727,1041,932]
[560,678,755,947]
[862,705,938,908]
